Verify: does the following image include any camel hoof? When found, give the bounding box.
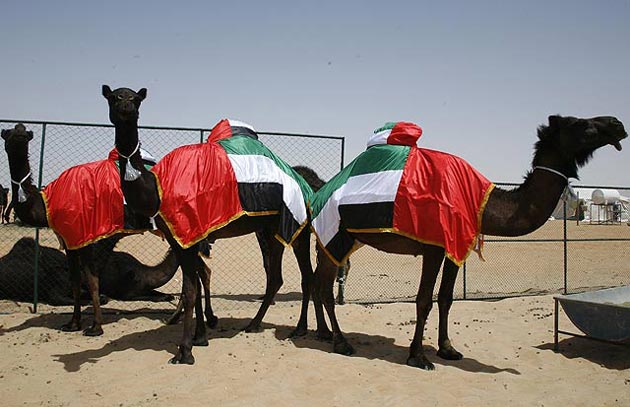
[288,326,308,338]
[437,347,463,361]
[168,354,195,365]
[333,339,355,356]
[206,315,219,329]
[83,326,104,337]
[60,322,81,332]
[407,355,435,371]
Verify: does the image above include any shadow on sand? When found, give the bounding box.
[3,311,521,374]
[537,337,630,371]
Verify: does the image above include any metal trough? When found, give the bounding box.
[554,285,630,350]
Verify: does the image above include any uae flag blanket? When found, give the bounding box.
[151,119,313,249]
[41,149,155,250]
[310,122,495,267]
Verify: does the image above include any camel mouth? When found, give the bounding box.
[611,132,628,151]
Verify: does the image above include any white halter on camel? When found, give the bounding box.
[117,141,142,182]
[117,142,160,230]
[11,171,31,203]
[533,166,569,183]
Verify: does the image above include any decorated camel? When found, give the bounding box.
[310,116,627,370]
[2,123,154,335]
[102,85,315,364]
[0,236,178,304]
[166,165,325,326]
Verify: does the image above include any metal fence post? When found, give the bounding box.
[33,123,47,313]
[462,262,467,300]
[563,199,568,295]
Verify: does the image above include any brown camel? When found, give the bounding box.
[311,115,627,370]
[2,123,146,335]
[102,85,315,365]
[0,235,179,304]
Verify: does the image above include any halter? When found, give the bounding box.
[118,141,159,230]
[533,166,568,183]
[117,141,142,181]
[11,171,31,203]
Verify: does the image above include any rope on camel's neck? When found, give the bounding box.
[533,166,569,183]
[11,171,31,203]
[118,141,142,181]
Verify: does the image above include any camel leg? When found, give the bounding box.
[312,250,333,341]
[199,260,218,328]
[165,295,185,325]
[169,246,199,365]
[192,276,208,346]
[82,253,104,337]
[436,259,463,361]
[289,228,314,337]
[407,245,444,371]
[315,252,353,354]
[60,251,82,332]
[245,229,284,333]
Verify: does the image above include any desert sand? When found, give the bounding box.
[0,221,629,406]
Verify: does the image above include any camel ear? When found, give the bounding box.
[137,88,147,101]
[102,85,112,99]
[27,131,34,141]
[548,115,564,129]
[1,129,8,140]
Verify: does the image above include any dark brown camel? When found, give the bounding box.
[312,115,627,370]
[102,85,315,365]
[0,185,7,223]
[0,236,178,304]
[2,124,139,335]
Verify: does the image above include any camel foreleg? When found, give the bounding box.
[436,259,463,361]
[407,246,444,371]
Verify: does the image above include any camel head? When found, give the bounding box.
[533,115,627,179]
[101,85,147,127]
[2,123,33,158]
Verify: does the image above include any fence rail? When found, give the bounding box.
[1,119,629,316]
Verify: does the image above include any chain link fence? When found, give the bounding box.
[1,119,629,316]
[0,120,343,314]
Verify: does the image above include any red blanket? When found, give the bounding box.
[42,154,129,249]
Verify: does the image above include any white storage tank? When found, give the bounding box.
[591,189,621,205]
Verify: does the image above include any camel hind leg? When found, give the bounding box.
[245,228,284,333]
[314,251,354,355]
[436,259,463,360]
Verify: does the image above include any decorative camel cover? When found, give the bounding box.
[152,119,313,249]
[42,150,144,250]
[310,122,495,266]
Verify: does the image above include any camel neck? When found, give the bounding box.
[5,149,48,227]
[481,168,569,237]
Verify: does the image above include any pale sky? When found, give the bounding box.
[1,1,629,187]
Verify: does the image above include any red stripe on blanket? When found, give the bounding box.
[42,159,125,249]
[152,142,242,247]
[393,148,493,265]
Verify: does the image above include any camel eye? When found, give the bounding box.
[117,95,124,100]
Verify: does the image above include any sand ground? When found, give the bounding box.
[0,221,629,406]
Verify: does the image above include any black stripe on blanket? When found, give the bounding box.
[238,182,302,244]
[324,202,395,262]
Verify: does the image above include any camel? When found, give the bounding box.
[2,123,151,335]
[166,166,325,326]
[311,115,627,370]
[0,185,7,223]
[0,236,178,304]
[102,85,315,365]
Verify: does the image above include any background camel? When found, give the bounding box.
[311,115,627,370]
[2,123,149,336]
[0,185,7,223]
[103,85,315,365]
[0,236,177,304]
